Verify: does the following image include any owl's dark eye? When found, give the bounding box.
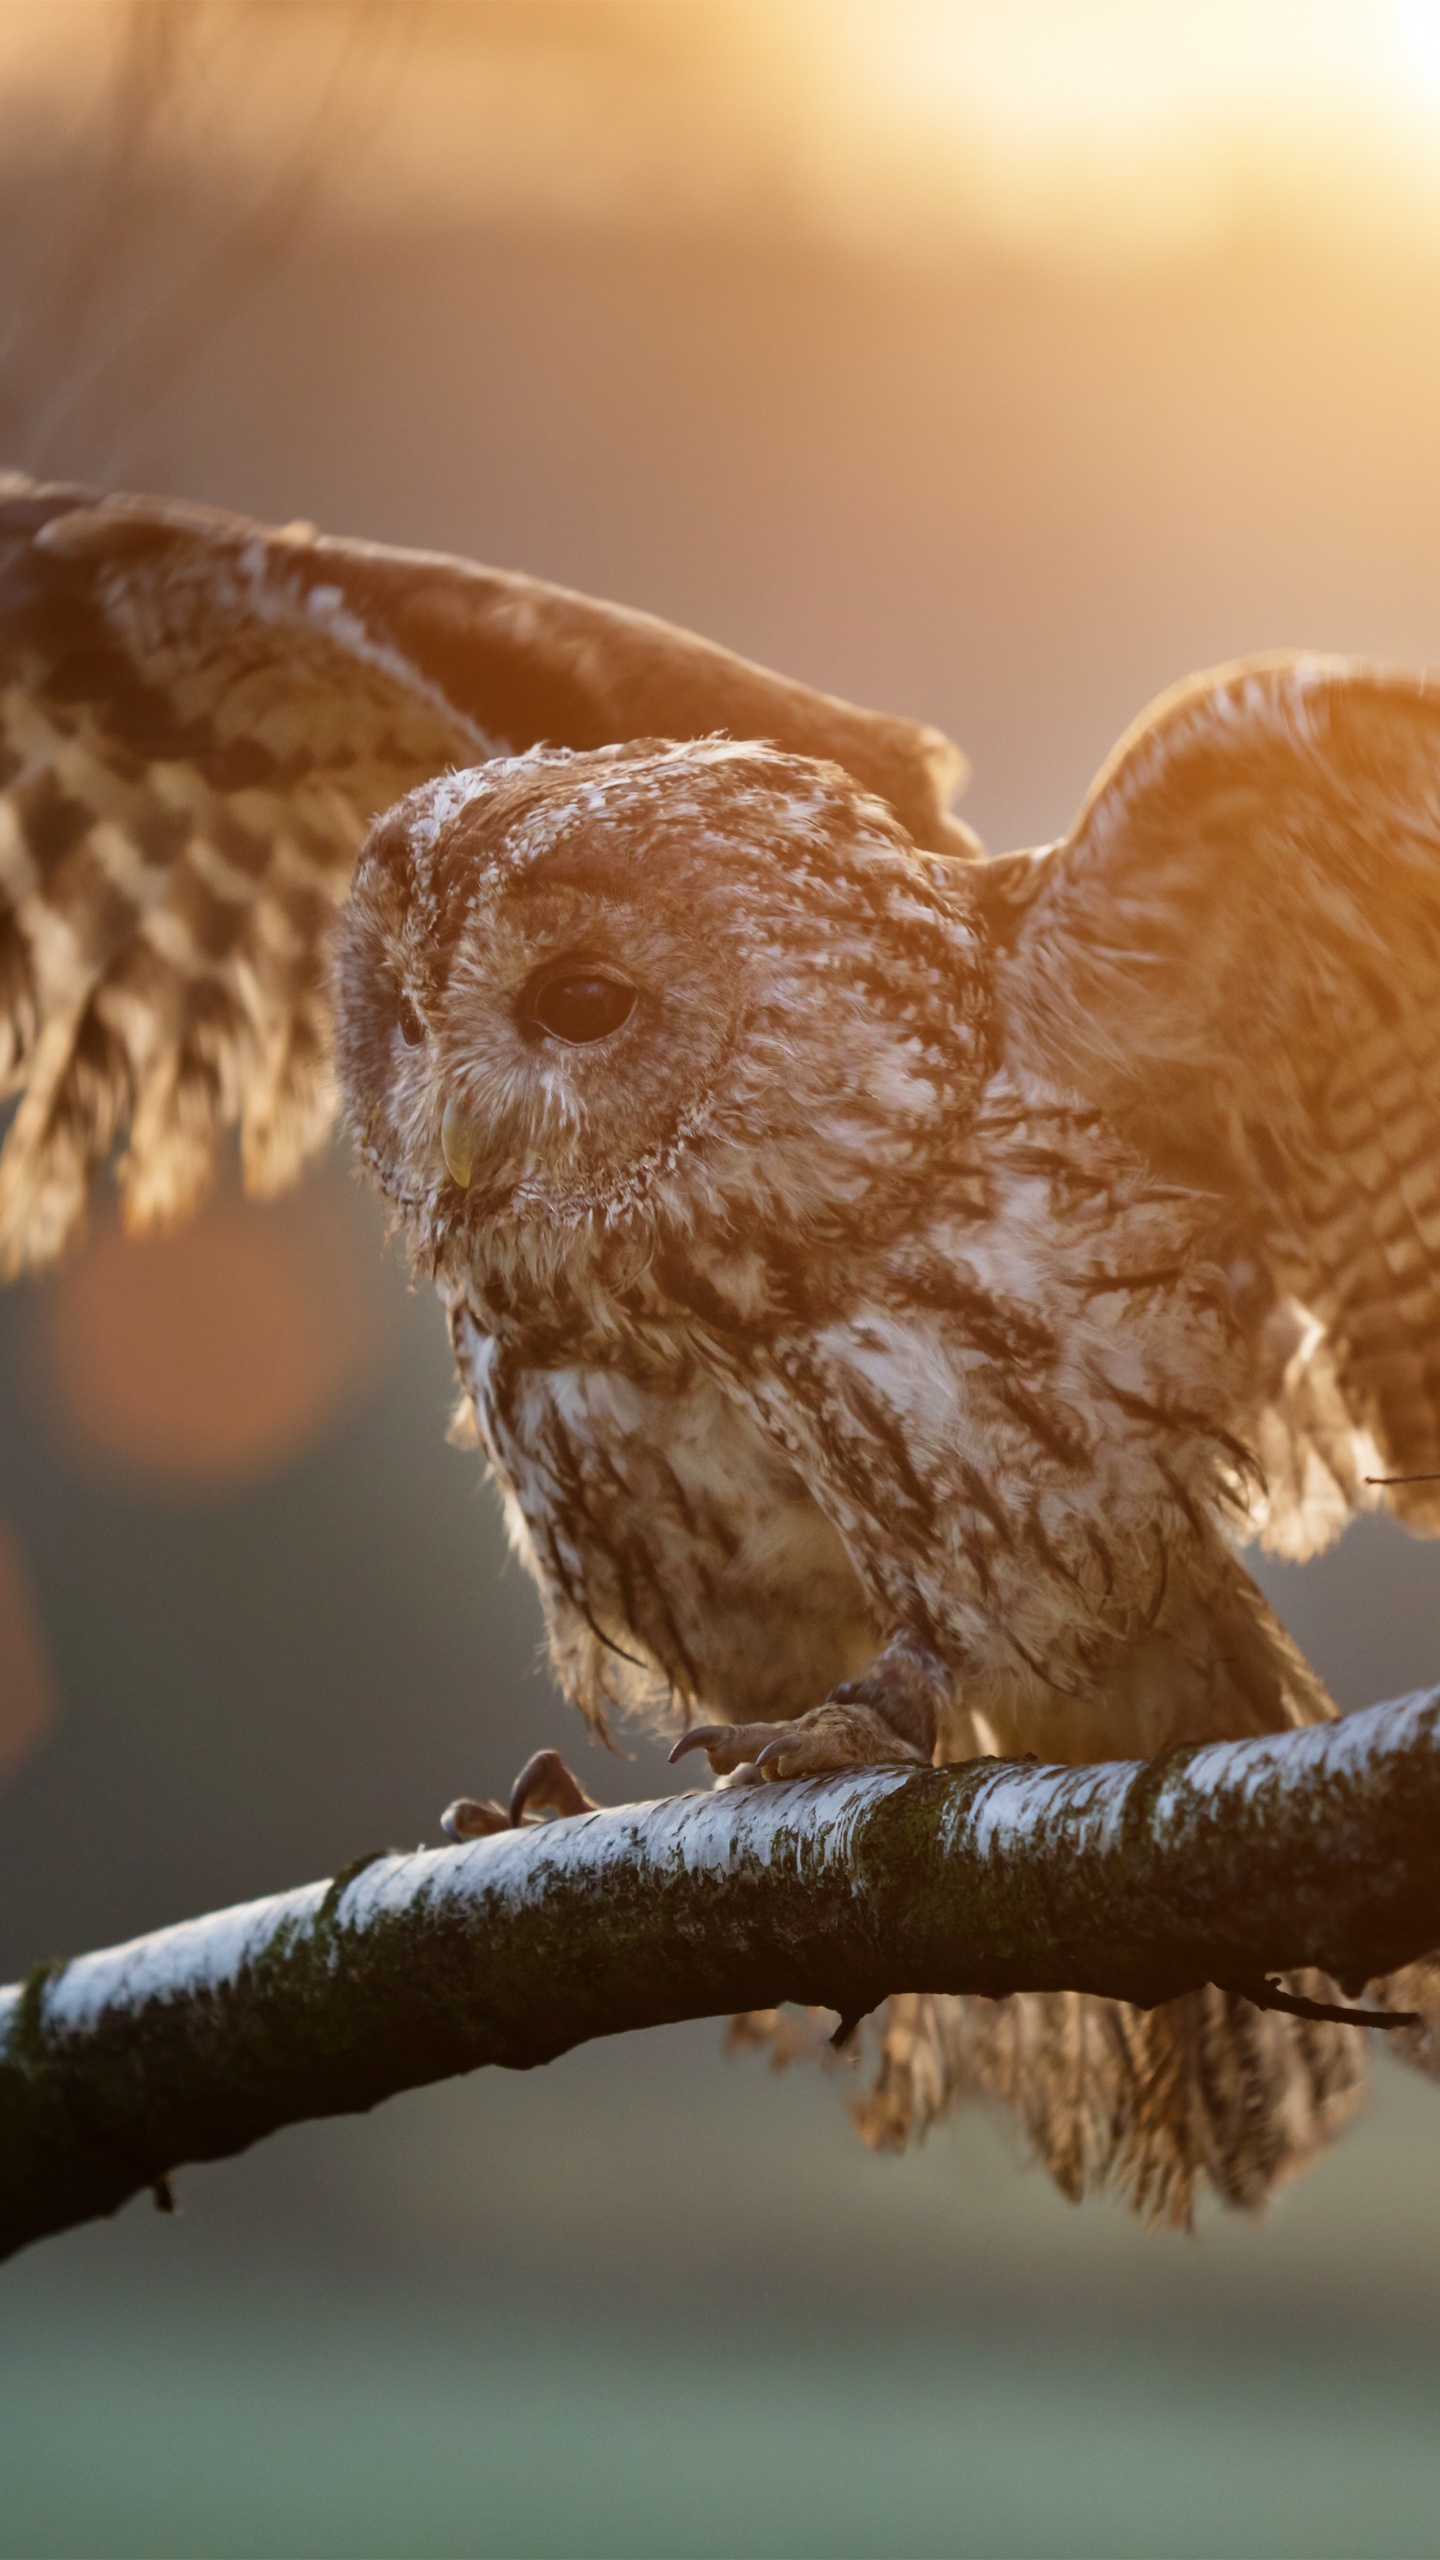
[393,989,424,1048]
[525,971,636,1045]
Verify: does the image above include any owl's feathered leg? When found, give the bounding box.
[670,1632,940,1781]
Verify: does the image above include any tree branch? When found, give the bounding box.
[4,1688,1440,2263]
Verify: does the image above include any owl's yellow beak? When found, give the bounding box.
[440,1096,476,1189]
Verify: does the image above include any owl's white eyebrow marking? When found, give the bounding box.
[408,766,497,852]
[503,845,640,902]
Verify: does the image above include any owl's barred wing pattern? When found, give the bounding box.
[738,1974,1371,2226]
[989,658,1440,1555]
[0,474,973,1272]
[857,1983,1366,2228]
[0,479,482,1268]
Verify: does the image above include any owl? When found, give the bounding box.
[3,469,1439,2225]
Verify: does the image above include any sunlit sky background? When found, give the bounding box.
[11,2,1440,263]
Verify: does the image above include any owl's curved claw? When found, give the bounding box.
[440,1751,598,1844]
[669,1721,791,1777]
[508,1748,598,1826]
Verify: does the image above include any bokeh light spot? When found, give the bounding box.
[0,1515,58,1786]
[38,1186,392,1494]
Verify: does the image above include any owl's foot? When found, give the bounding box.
[667,1720,792,1780]
[440,1749,598,1840]
[670,1699,929,1783]
[670,1636,944,1782]
[757,1698,931,1778]
[441,1794,509,1839]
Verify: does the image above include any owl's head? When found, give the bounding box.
[332,738,987,1314]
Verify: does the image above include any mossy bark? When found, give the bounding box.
[3,1688,1440,2263]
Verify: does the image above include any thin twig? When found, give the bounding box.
[1234,1976,1420,2030]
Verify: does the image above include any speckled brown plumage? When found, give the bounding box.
[2,474,1437,2224]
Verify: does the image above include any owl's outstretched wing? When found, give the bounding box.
[988,657,1440,1556]
[0,474,973,1272]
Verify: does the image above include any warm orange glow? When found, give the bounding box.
[6,4,1440,268]
[0,1517,58,1785]
[39,1189,390,1492]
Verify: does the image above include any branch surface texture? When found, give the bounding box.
[3,1688,1440,2262]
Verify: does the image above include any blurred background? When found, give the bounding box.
[2,5,1440,2553]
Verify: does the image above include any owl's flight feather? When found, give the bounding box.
[988,662,1440,1552]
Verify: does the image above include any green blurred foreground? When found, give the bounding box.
[4,2262,1439,2560]
[1,2032,1439,2560]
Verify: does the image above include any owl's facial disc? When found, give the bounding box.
[333,736,984,1279]
[439,968,638,1188]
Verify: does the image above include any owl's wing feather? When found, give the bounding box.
[0,473,973,1272]
[989,657,1440,1553]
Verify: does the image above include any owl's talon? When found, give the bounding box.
[753,1699,930,1779]
[508,1748,598,1826]
[441,1752,598,1842]
[670,1724,724,1768]
[440,1795,509,1841]
[671,1701,928,1783]
[670,1721,791,1777]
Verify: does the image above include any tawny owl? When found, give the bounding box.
[3,469,1438,2225]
